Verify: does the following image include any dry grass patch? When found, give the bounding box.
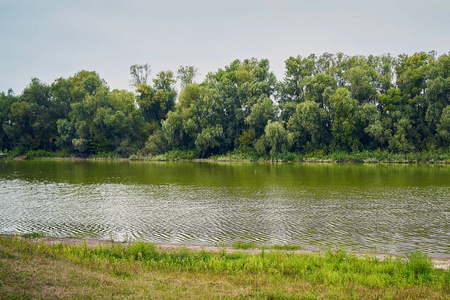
[0,246,132,299]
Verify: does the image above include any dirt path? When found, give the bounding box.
[22,236,450,270]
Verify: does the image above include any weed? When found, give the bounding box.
[232,241,257,249]
[270,244,303,251]
[403,252,434,281]
[22,232,47,238]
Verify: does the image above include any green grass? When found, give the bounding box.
[209,149,450,164]
[22,232,47,238]
[269,244,303,251]
[4,147,450,164]
[231,241,257,249]
[231,242,303,251]
[1,236,449,299]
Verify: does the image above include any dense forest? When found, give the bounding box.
[1,52,449,161]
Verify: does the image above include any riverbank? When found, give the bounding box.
[1,235,449,299]
[5,148,450,164]
[26,236,450,270]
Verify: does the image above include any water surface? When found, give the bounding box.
[1,160,449,257]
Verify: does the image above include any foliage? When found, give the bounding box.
[231,241,257,249]
[163,149,198,160]
[22,232,47,238]
[0,52,449,159]
[177,65,198,88]
[129,63,150,89]
[264,120,294,155]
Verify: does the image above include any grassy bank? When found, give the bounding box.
[209,149,450,164]
[1,236,449,299]
[5,148,450,164]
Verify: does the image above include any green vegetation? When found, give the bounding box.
[22,232,47,238]
[270,244,304,251]
[1,52,449,161]
[230,241,303,251]
[1,236,449,299]
[231,241,257,249]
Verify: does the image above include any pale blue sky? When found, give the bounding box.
[1,0,449,94]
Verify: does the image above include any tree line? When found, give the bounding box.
[1,52,449,159]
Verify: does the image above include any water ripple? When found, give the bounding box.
[1,178,450,256]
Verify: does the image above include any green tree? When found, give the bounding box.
[187,58,276,152]
[245,97,276,138]
[5,78,62,151]
[328,88,360,151]
[303,73,337,109]
[280,55,316,103]
[195,125,223,157]
[396,52,433,101]
[145,129,168,155]
[359,103,389,148]
[437,105,450,146]
[70,71,106,103]
[61,73,146,156]
[343,66,377,103]
[378,88,404,113]
[178,83,201,109]
[263,120,293,155]
[177,65,198,89]
[129,64,151,89]
[50,77,74,118]
[425,54,450,144]
[287,100,329,151]
[137,71,177,124]
[162,110,185,149]
[0,90,17,150]
[388,116,415,153]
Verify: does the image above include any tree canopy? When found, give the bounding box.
[1,52,449,158]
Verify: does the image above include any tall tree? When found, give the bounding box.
[177,65,198,89]
[136,71,177,124]
[0,90,18,150]
[287,100,329,151]
[129,64,151,90]
[328,88,361,151]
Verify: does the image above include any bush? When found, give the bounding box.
[403,252,434,281]
[145,130,168,155]
[25,149,55,159]
[330,151,349,162]
[4,147,27,158]
[164,149,198,160]
[89,152,120,159]
[232,241,256,249]
[270,151,301,162]
[229,145,260,160]
[127,241,159,260]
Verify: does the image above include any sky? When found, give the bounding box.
[1,0,449,94]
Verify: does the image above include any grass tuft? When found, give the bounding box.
[22,232,47,238]
[270,244,303,251]
[232,241,257,249]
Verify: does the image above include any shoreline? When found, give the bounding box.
[12,235,450,270]
[4,156,450,164]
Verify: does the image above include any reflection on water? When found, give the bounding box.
[0,160,449,257]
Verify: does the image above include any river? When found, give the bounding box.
[1,160,449,257]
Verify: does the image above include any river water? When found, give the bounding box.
[1,160,449,257]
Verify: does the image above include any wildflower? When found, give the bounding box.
[14,232,18,237]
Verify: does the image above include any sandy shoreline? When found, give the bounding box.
[8,235,449,270]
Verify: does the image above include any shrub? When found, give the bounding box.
[164,149,198,160]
